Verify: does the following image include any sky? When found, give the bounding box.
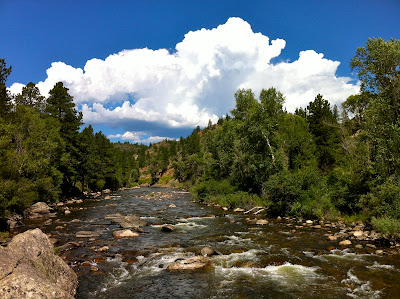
[1,0,399,143]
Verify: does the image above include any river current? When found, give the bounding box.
[16,187,400,298]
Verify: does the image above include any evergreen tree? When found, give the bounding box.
[0,59,12,118]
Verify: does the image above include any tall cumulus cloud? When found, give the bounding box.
[9,17,359,140]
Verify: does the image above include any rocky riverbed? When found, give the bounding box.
[3,187,400,298]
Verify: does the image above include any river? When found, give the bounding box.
[16,187,400,298]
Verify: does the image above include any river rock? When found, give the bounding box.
[256,219,269,225]
[98,246,109,252]
[339,240,352,246]
[0,228,77,298]
[103,189,111,194]
[23,202,52,219]
[166,256,212,271]
[105,213,125,223]
[168,204,176,208]
[113,229,139,238]
[327,235,337,241]
[6,213,24,229]
[104,195,112,200]
[161,225,175,232]
[120,215,147,230]
[201,246,216,256]
[353,230,364,237]
[64,209,71,215]
[233,208,245,212]
[75,231,100,238]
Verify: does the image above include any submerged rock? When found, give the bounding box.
[75,231,100,238]
[0,228,77,298]
[201,246,216,257]
[105,213,125,223]
[120,215,147,230]
[166,256,212,271]
[161,225,175,232]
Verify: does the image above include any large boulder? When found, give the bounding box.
[0,228,77,298]
[120,215,147,230]
[23,202,53,219]
[166,256,213,271]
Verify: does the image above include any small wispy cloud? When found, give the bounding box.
[107,131,173,144]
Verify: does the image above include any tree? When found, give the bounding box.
[350,38,400,178]
[15,82,45,111]
[0,59,12,118]
[45,82,83,194]
[305,94,340,171]
[350,37,400,119]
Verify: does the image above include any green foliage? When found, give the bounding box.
[0,58,12,118]
[350,37,400,96]
[371,217,400,239]
[191,179,236,202]
[304,94,341,171]
[158,176,173,185]
[137,177,152,185]
[359,177,400,219]
[207,192,264,210]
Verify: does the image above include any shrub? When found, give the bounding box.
[137,177,152,185]
[371,217,400,239]
[190,179,236,202]
[207,192,264,209]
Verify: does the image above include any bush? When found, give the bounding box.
[207,192,264,209]
[190,179,236,202]
[137,177,152,185]
[362,177,400,219]
[95,179,106,191]
[158,176,173,185]
[262,167,322,216]
[371,217,400,239]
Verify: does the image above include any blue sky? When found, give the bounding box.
[1,0,399,143]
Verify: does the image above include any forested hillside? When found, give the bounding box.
[1,37,399,237]
[0,62,148,219]
[166,37,400,237]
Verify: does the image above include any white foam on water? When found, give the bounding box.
[140,216,158,220]
[174,221,207,229]
[312,249,369,263]
[341,270,381,298]
[176,215,216,222]
[215,262,321,290]
[92,256,131,296]
[212,249,264,267]
[367,261,396,271]
[220,235,253,246]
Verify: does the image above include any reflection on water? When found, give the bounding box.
[15,187,400,298]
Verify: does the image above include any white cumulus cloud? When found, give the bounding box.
[9,17,359,138]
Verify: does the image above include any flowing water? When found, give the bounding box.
[16,187,400,298]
